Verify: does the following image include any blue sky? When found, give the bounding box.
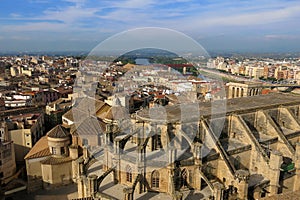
[0,0,300,53]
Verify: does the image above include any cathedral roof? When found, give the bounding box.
[75,116,106,136]
[74,97,106,114]
[104,106,128,121]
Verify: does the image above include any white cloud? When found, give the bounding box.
[110,0,156,9]
[10,36,31,40]
[28,0,50,3]
[264,35,300,40]
[162,3,300,32]
[42,6,98,23]
[1,0,101,32]
[2,0,300,48]
[10,13,21,18]
[1,22,69,32]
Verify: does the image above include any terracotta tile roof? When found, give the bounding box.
[63,109,75,121]
[47,125,70,138]
[24,136,51,159]
[41,156,73,165]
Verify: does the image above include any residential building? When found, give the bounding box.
[0,122,16,185]
[7,113,44,163]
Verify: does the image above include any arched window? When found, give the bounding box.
[151,170,160,188]
[126,165,132,182]
[236,87,240,98]
[152,134,162,150]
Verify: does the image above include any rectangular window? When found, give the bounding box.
[189,170,193,184]
[52,147,57,154]
[61,147,65,155]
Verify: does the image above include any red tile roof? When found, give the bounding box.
[24,136,51,159]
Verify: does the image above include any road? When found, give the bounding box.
[198,68,260,83]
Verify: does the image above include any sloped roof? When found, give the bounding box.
[104,106,128,121]
[65,97,110,124]
[96,103,111,120]
[74,97,106,113]
[24,136,51,159]
[75,116,106,136]
[63,109,75,121]
[104,108,113,120]
[137,93,300,123]
[47,125,70,138]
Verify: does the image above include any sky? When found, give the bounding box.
[0,0,300,53]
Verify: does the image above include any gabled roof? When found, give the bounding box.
[47,125,70,138]
[74,97,106,113]
[104,106,128,121]
[24,136,51,159]
[75,116,106,136]
[64,97,111,124]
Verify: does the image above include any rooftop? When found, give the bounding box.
[47,125,70,138]
[261,190,300,200]
[136,93,300,123]
[24,136,51,159]
[75,116,106,136]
